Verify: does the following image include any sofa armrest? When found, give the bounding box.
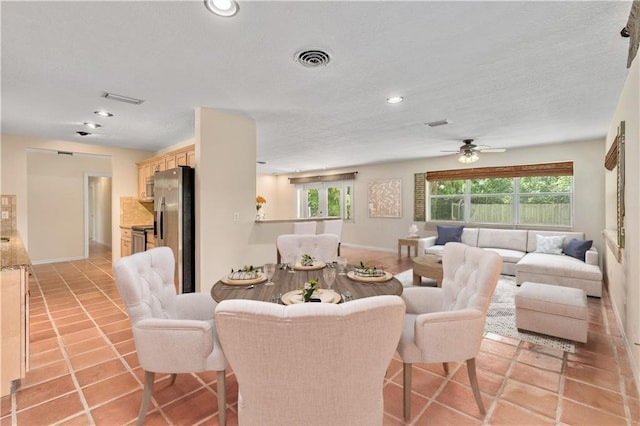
[418,236,437,255]
[585,247,598,266]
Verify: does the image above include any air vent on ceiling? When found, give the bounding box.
[426,119,451,127]
[102,92,145,105]
[295,49,331,68]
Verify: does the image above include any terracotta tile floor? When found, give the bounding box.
[1,243,638,425]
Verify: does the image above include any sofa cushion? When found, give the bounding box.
[482,248,527,264]
[461,228,479,246]
[477,229,527,252]
[564,239,593,261]
[535,235,565,255]
[435,225,463,245]
[425,245,445,256]
[526,230,584,253]
[516,282,588,320]
[517,252,602,281]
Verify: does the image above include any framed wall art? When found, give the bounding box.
[368,178,402,218]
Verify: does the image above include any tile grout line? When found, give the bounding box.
[24,265,96,425]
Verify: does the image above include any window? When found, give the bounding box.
[295,181,353,220]
[289,172,357,221]
[426,162,573,227]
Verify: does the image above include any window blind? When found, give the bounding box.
[425,161,573,182]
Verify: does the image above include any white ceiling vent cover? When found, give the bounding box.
[295,49,331,68]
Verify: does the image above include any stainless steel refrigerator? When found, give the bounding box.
[154,166,195,293]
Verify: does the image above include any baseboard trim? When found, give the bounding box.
[31,255,85,265]
[607,287,640,398]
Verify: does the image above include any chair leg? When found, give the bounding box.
[217,370,226,426]
[137,371,155,426]
[403,363,412,421]
[169,373,177,386]
[467,358,485,415]
[442,362,449,375]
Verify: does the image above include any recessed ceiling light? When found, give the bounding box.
[76,131,92,136]
[386,96,404,104]
[84,122,102,129]
[94,110,113,117]
[204,0,239,17]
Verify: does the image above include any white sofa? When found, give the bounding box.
[418,228,603,297]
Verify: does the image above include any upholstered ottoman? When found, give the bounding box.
[515,282,588,343]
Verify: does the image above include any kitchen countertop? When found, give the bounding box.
[1,231,31,270]
[120,224,153,230]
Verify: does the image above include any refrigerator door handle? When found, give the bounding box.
[159,197,165,241]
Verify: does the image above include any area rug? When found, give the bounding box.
[394,270,576,353]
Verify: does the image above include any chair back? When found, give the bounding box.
[276,233,339,263]
[113,247,178,325]
[215,295,405,426]
[292,221,317,234]
[440,242,502,314]
[322,219,343,241]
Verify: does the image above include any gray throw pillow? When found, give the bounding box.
[564,239,593,261]
[435,225,464,245]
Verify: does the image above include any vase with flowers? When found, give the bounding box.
[300,279,319,302]
[256,195,266,220]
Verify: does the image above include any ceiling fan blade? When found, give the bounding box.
[479,148,506,153]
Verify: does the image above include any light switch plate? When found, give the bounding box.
[233,212,239,222]
[1,197,7,206]
[1,211,9,220]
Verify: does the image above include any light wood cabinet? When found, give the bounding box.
[1,266,29,396]
[121,228,132,257]
[136,145,195,201]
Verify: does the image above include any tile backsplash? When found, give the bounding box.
[120,197,154,226]
[1,195,17,232]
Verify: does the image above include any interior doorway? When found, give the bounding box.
[84,173,112,258]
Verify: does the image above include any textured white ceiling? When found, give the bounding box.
[1,1,633,174]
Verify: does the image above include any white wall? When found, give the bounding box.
[261,138,606,255]
[26,151,111,262]
[195,108,257,294]
[1,134,153,260]
[604,55,639,385]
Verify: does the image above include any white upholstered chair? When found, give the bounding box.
[215,295,405,426]
[276,233,339,264]
[322,219,343,255]
[292,221,317,234]
[397,242,502,420]
[113,247,227,426]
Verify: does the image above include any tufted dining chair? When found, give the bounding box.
[215,295,405,426]
[322,219,343,255]
[113,247,227,426]
[396,242,502,421]
[293,221,317,234]
[276,233,339,264]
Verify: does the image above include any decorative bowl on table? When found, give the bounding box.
[221,265,267,285]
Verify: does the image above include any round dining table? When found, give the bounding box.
[210,263,403,304]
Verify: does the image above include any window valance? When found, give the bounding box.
[289,172,357,184]
[425,162,573,182]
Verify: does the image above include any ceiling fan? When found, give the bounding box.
[442,139,506,163]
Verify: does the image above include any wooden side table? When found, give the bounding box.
[412,255,443,287]
[397,237,420,259]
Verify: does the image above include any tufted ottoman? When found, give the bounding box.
[515,282,588,343]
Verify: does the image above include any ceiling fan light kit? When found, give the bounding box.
[459,151,479,164]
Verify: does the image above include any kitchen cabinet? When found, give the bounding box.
[136,145,195,201]
[121,228,132,257]
[1,232,30,397]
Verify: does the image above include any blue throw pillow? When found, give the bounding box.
[435,225,464,245]
[564,239,593,261]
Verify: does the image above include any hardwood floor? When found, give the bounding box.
[0,243,637,425]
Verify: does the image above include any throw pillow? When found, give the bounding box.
[435,225,464,245]
[564,238,593,261]
[535,235,565,255]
